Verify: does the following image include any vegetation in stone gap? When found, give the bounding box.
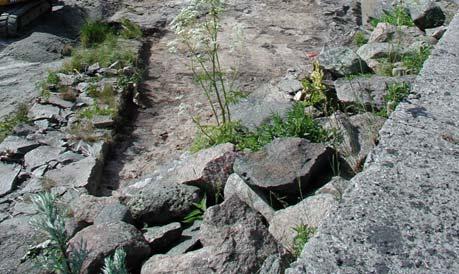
[101,248,129,274]
[62,20,140,73]
[30,192,88,274]
[353,31,368,47]
[370,5,415,27]
[192,102,332,152]
[376,82,411,118]
[401,46,432,74]
[0,104,29,142]
[292,224,317,258]
[183,197,207,223]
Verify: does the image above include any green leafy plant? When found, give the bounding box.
[192,102,331,152]
[292,224,316,258]
[78,104,117,120]
[30,192,88,274]
[376,82,411,117]
[0,104,29,142]
[370,5,414,27]
[47,71,60,86]
[120,18,143,39]
[80,21,114,48]
[101,248,128,274]
[401,46,431,74]
[353,31,368,46]
[183,197,207,223]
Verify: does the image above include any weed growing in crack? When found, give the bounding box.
[292,224,316,258]
[0,104,29,142]
[191,102,332,152]
[183,197,207,224]
[370,5,414,27]
[353,31,368,47]
[376,82,411,118]
[401,46,431,74]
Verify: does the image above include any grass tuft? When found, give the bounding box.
[0,104,29,142]
[80,21,114,48]
[292,224,316,258]
[353,31,368,47]
[370,6,415,27]
[120,18,143,39]
[192,102,331,152]
[376,82,411,117]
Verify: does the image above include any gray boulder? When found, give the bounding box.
[142,196,279,274]
[68,222,151,273]
[234,138,334,202]
[356,42,400,62]
[268,194,338,250]
[224,173,275,222]
[0,163,21,197]
[70,194,120,226]
[44,156,103,193]
[2,32,72,63]
[324,112,386,172]
[230,83,293,130]
[334,75,416,109]
[318,47,370,77]
[143,222,182,253]
[93,203,133,225]
[162,143,237,197]
[405,0,445,29]
[369,23,425,45]
[118,178,202,225]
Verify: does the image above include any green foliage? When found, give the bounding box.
[30,192,88,274]
[80,21,114,48]
[401,46,431,74]
[292,224,316,258]
[370,6,415,27]
[192,103,331,152]
[79,104,117,120]
[120,18,143,39]
[376,82,411,117]
[183,197,207,223]
[63,37,137,73]
[102,248,128,274]
[353,31,368,47]
[47,71,60,86]
[0,104,29,142]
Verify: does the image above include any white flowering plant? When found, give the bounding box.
[169,0,233,126]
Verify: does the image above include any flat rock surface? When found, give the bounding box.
[287,13,459,274]
[0,163,21,197]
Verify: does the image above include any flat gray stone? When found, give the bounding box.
[93,203,133,225]
[143,222,182,252]
[0,163,21,197]
[318,47,370,77]
[44,156,102,193]
[24,146,62,171]
[0,136,40,155]
[286,13,459,274]
[28,103,61,121]
[315,176,350,199]
[230,83,293,130]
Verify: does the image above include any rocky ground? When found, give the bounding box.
[0,0,457,273]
